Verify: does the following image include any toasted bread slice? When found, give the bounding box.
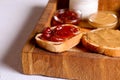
[82,28,120,57]
[35,24,90,52]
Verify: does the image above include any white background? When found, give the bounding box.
[0,0,65,80]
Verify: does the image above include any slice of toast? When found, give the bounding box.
[35,24,89,52]
[82,28,120,57]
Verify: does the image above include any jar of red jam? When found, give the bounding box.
[51,9,81,26]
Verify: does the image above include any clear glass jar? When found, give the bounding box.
[51,9,81,26]
[88,11,118,29]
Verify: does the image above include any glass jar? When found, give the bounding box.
[51,9,81,26]
[88,11,118,29]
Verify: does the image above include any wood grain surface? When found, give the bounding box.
[22,0,120,80]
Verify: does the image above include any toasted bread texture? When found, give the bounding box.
[82,28,120,57]
[35,24,89,52]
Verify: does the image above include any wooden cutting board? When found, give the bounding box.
[22,0,120,80]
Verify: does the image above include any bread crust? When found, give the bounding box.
[35,24,89,52]
[35,32,83,52]
[82,29,120,57]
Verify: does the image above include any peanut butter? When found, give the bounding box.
[87,29,120,47]
[88,11,118,29]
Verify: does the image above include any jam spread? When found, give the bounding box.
[51,9,81,26]
[39,25,79,42]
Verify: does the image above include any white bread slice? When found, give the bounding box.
[35,24,89,52]
[82,28,120,57]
